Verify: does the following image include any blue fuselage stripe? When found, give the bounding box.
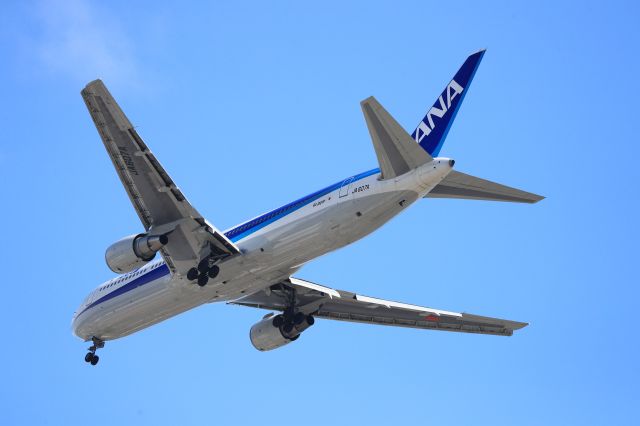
[224,168,379,242]
[78,264,170,317]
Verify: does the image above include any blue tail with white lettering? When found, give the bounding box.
[412,49,485,157]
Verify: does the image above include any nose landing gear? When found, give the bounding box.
[84,337,104,366]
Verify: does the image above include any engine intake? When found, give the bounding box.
[250,313,314,351]
[105,233,168,273]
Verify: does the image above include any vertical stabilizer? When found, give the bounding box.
[411,50,485,156]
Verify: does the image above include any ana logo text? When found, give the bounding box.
[414,79,464,143]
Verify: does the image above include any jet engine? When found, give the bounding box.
[250,312,315,351]
[105,233,168,273]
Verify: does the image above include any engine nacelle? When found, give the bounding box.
[250,313,315,351]
[105,233,168,273]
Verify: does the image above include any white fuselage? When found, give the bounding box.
[72,158,454,341]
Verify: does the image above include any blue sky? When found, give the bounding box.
[1,1,639,424]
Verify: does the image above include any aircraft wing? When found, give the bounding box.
[81,80,240,274]
[231,277,527,336]
[426,170,544,203]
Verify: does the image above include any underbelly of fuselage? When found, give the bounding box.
[73,188,420,341]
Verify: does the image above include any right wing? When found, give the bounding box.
[426,170,544,203]
[232,277,527,336]
[81,80,240,274]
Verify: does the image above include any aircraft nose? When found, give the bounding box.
[71,313,80,336]
[71,310,87,340]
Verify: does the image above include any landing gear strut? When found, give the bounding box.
[270,289,315,337]
[84,337,104,366]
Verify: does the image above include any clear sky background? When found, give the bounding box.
[1,1,638,424]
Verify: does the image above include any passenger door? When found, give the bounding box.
[338,176,354,200]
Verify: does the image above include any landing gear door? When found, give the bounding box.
[338,177,354,199]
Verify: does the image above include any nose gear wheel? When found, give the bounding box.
[84,337,104,366]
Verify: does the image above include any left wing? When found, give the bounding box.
[231,277,527,336]
[81,80,240,275]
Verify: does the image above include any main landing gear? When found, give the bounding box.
[84,337,104,366]
[187,256,220,287]
[270,284,315,337]
[272,309,315,337]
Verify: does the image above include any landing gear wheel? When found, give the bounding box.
[283,323,294,334]
[207,265,220,279]
[306,315,315,326]
[293,312,306,325]
[197,274,209,287]
[187,268,199,281]
[197,258,210,273]
[84,337,104,366]
[272,314,284,328]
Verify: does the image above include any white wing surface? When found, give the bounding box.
[81,80,240,274]
[231,278,528,336]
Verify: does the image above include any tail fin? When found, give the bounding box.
[412,49,485,156]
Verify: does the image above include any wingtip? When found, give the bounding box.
[360,95,376,105]
[82,79,105,92]
[504,321,528,336]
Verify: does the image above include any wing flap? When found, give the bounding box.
[426,170,544,203]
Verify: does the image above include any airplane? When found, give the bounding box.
[73,50,543,365]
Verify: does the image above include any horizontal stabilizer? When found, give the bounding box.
[361,96,432,180]
[425,170,544,203]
